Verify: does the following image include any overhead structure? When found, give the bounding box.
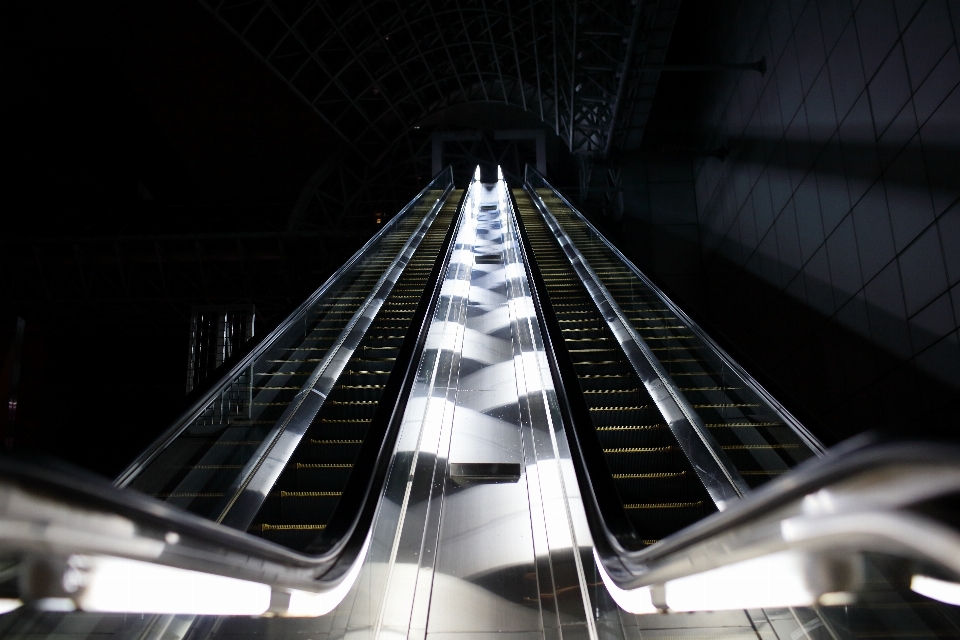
[198,0,683,227]
[2,167,960,639]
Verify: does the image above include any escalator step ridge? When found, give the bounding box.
[624,502,704,510]
[596,424,661,431]
[612,472,686,479]
[279,491,342,497]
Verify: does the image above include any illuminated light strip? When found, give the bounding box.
[911,575,960,606]
[594,549,819,614]
[0,599,22,615]
[664,550,816,611]
[74,556,271,615]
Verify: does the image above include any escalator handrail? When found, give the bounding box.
[513,177,960,594]
[302,185,468,574]
[215,181,458,528]
[523,165,825,457]
[0,183,467,595]
[522,180,748,506]
[4,441,959,589]
[611,437,960,590]
[115,168,455,489]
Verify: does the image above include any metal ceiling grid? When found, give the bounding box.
[200,0,679,158]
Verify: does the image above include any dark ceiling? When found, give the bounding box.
[0,0,725,475]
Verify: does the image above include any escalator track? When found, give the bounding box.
[127,198,443,520]
[513,189,715,545]
[532,190,817,488]
[253,192,462,550]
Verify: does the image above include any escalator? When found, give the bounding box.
[513,190,715,545]
[253,193,460,549]
[513,169,960,640]
[529,187,820,488]
[0,168,959,640]
[121,174,458,526]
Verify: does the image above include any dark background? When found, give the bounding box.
[2,0,958,479]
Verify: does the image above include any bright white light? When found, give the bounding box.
[497,165,504,181]
[912,575,960,606]
[77,556,271,615]
[0,599,22,615]
[592,549,658,614]
[286,533,371,616]
[474,165,481,182]
[665,551,815,612]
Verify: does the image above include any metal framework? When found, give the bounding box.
[200,0,681,223]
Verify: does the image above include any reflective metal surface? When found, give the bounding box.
[219,186,453,529]
[317,175,603,639]
[3,168,960,640]
[522,183,747,509]
[120,169,456,523]
[524,167,825,483]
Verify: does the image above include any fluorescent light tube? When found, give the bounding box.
[592,549,657,614]
[0,599,22,615]
[75,556,271,615]
[911,575,960,606]
[665,551,815,612]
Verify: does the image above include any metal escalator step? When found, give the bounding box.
[596,424,661,431]
[152,492,225,498]
[706,422,779,428]
[692,403,761,409]
[624,501,704,509]
[280,491,341,497]
[248,204,459,552]
[612,472,685,479]
[721,444,798,450]
[516,189,720,545]
[185,464,244,469]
